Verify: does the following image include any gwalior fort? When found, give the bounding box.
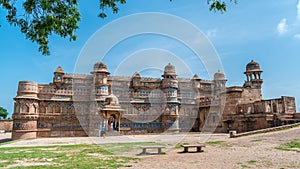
[11,60,300,140]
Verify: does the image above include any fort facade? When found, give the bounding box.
[12,61,300,139]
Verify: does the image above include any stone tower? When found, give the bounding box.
[92,62,110,96]
[192,74,201,92]
[53,66,65,87]
[214,70,227,96]
[131,72,141,90]
[161,63,180,132]
[243,60,263,89]
[162,63,179,107]
[12,81,39,139]
[243,60,263,102]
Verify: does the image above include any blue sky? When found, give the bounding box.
[1,0,300,117]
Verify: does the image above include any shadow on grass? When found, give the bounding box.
[177,150,205,154]
[0,138,12,144]
[137,152,166,156]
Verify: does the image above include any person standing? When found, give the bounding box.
[101,124,106,138]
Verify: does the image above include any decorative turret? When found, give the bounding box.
[161,63,180,132]
[214,70,227,89]
[92,62,110,85]
[13,80,39,140]
[92,62,110,96]
[162,63,178,89]
[243,60,263,89]
[191,74,201,93]
[131,72,141,89]
[163,63,176,76]
[213,70,227,97]
[53,66,65,87]
[161,63,179,113]
[15,81,39,99]
[192,74,201,88]
[162,63,178,98]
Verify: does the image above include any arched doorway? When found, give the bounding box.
[97,94,124,137]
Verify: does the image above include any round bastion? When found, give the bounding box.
[17,81,39,99]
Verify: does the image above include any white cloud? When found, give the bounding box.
[294,34,300,39]
[277,18,288,35]
[276,1,300,37]
[297,0,300,20]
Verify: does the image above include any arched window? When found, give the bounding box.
[22,104,29,113]
[48,106,53,113]
[55,106,61,114]
[15,103,20,113]
[40,106,46,113]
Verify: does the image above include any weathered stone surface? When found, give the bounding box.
[0,120,13,132]
[11,61,300,139]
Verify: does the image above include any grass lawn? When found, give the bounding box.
[275,139,300,152]
[98,142,168,154]
[205,141,225,145]
[0,143,158,169]
[249,139,264,142]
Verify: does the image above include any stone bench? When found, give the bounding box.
[0,130,5,134]
[140,146,166,154]
[181,144,205,153]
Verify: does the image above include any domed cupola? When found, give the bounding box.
[192,74,201,80]
[92,62,110,93]
[163,63,176,77]
[131,72,141,89]
[246,60,261,72]
[244,60,263,88]
[192,74,201,89]
[214,70,226,81]
[162,63,178,89]
[54,66,64,74]
[93,62,109,74]
[53,66,65,87]
[214,70,227,89]
[161,63,179,104]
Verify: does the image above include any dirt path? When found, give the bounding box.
[122,127,300,169]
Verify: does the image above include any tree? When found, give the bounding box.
[0,0,237,55]
[0,106,8,119]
